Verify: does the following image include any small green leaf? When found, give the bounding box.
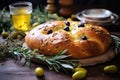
[61,63,73,70]
[111,35,120,54]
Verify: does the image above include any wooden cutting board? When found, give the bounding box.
[31,47,116,66]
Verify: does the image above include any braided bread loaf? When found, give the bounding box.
[25,21,112,58]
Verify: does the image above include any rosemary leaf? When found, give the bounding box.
[111,35,120,54]
[61,63,73,71]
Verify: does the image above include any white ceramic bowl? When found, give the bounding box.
[76,9,119,26]
[81,9,112,21]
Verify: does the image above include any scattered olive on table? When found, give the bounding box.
[71,14,76,19]
[104,65,118,74]
[74,67,87,74]
[35,67,44,76]
[72,70,87,80]
[1,31,9,39]
[69,14,77,21]
[72,67,87,80]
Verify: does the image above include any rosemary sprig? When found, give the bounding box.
[111,35,120,54]
[10,47,79,73]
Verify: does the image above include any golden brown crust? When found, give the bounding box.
[25,21,112,58]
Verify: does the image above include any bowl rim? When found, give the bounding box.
[81,9,112,19]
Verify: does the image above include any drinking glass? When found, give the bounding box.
[9,2,32,31]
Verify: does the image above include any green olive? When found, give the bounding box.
[74,67,87,74]
[104,65,118,74]
[72,70,87,80]
[71,14,76,19]
[1,31,9,38]
[32,22,40,27]
[17,35,22,39]
[35,67,44,76]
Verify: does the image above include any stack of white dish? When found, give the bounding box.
[76,9,119,26]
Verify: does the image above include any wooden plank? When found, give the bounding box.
[0,59,73,80]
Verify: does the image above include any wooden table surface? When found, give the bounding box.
[0,32,120,80]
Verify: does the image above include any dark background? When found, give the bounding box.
[0,0,120,16]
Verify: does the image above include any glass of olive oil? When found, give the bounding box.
[9,2,32,31]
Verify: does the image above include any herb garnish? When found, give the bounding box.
[11,47,79,73]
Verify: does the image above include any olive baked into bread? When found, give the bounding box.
[25,21,112,58]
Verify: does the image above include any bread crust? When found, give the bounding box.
[25,21,112,58]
